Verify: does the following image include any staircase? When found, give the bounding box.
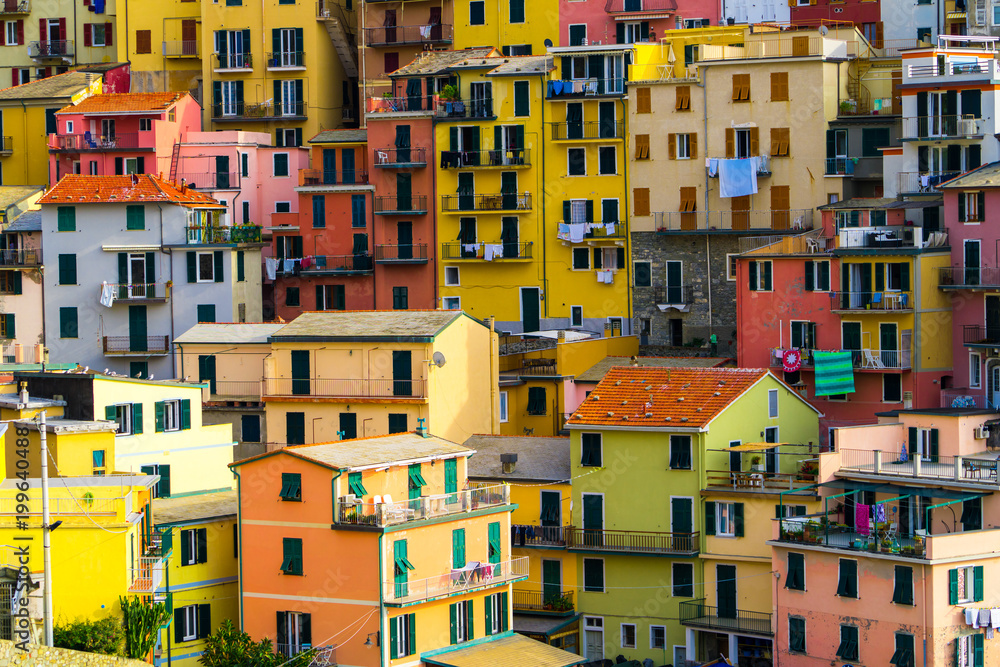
[168,142,180,182]
[317,0,358,78]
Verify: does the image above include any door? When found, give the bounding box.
[582,494,603,546]
[540,489,560,542]
[128,254,147,298]
[322,149,336,184]
[339,412,357,440]
[584,618,603,661]
[521,287,540,333]
[470,82,492,117]
[842,321,862,367]
[397,221,413,260]
[429,7,442,40]
[392,350,412,396]
[765,427,778,474]
[669,318,683,346]
[102,118,116,141]
[290,350,310,395]
[181,19,197,55]
[988,295,1000,343]
[198,355,216,395]
[598,102,615,138]
[993,366,1000,409]
[880,322,898,368]
[729,441,741,472]
[665,261,683,303]
[965,240,982,286]
[671,497,692,551]
[215,155,230,189]
[457,173,474,210]
[128,305,147,353]
[717,564,737,619]
[542,560,561,604]
[396,172,412,211]
[341,149,355,184]
[501,171,517,210]
[566,103,583,140]
[383,10,397,44]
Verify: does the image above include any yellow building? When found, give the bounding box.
[0,70,101,186]
[117,0,203,95]
[263,309,498,446]
[465,434,579,654]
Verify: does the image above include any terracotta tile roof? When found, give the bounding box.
[567,366,770,429]
[39,174,226,207]
[57,92,188,115]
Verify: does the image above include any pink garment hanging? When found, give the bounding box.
[856,503,870,536]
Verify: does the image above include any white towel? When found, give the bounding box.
[973,609,980,629]
[491,243,504,259]
[484,244,498,261]
[419,25,431,38]
[604,270,614,285]
[920,174,930,187]
[605,223,616,235]
[282,259,295,273]
[718,158,758,198]
[596,271,605,284]
[991,608,1000,628]
[265,257,278,281]
[99,282,115,308]
[967,608,977,627]
[569,223,586,243]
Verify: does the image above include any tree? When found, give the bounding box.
[200,620,317,667]
[119,595,169,660]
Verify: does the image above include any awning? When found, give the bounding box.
[884,199,943,209]
[422,634,586,667]
[514,613,581,637]
[947,11,967,19]
[727,442,783,452]
[614,12,670,20]
[823,479,988,499]
[102,244,161,252]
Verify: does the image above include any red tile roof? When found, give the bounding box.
[39,175,225,207]
[56,92,188,115]
[567,367,771,429]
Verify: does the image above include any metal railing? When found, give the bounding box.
[266,51,305,68]
[337,485,509,528]
[500,357,559,376]
[825,157,855,176]
[0,0,29,14]
[605,0,673,12]
[299,169,370,186]
[206,380,262,400]
[551,120,624,140]
[301,254,374,273]
[739,233,829,255]
[212,101,304,119]
[374,195,428,213]
[374,147,428,166]
[511,524,568,547]
[655,209,813,232]
[940,267,1000,288]
[512,589,575,613]
[128,556,165,593]
[375,243,428,262]
[435,98,495,119]
[565,528,699,554]
[186,225,263,244]
[709,154,771,175]
[878,39,924,58]
[263,376,426,399]
[559,220,626,240]
[28,40,74,58]
[175,172,240,190]
[547,78,626,97]
[647,284,694,305]
[366,94,438,114]
[941,390,992,410]
[0,249,40,266]
[363,24,453,45]
[438,148,530,168]
[829,291,913,311]
[277,644,337,664]
[679,599,772,637]
[441,242,532,260]
[901,115,982,139]
[50,132,145,151]
[769,347,910,370]
[839,448,1000,484]
[212,52,253,70]
[964,325,1000,346]
[838,226,926,249]
[704,470,818,492]
[907,61,997,79]
[441,192,532,212]
[163,40,199,57]
[777,514,928,558]
[0,496,120,516]
[384,556,528,604]
[499,334,558,356]
[897,171,959,193]
[0,342,43,364]
[103,336,170,355]
[105,282,169,301]
[0,136,12,153]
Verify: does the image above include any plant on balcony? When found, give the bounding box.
[750,455,764,472]
[544,594,574,612]
[120,595,169,660]
[439,84,459,101]
[867,542,877,553]
[798,460,818,480]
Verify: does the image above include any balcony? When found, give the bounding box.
[705,470,818,493]
[840,448,1000,486]
[366,94,438,115]
[905,60,999,82]
[128,555,165,594]
[212,53,253,72]
[0,343,44,365]
[28,40,74,60]
[163,40,199,57]
[512,524,568,548]
[0,249,40,267]
[558,220,626,242]
[709,154,771,177]
[897,171,960,194]
[176,172,240,190]
[901,115,983,140]
[266,51,305,70]
[680,599,772,637]
[565,527,699,555]
[374,194,428,215]
[105,282,170,304]
[441,192,532,213]
[651,284,694,306]
[204,380,262,402]
[439,148,530,168]
[878,38,923,59]
[299,253,374,275]
[769,347,911,371]
[336,484,509,528]
[512,589,575,615]
[964,324,1000,347]
[375,243,429,264]
[500,358,559,379]
[385,556,528,605]
[103,335,170,356]
[298,169,370,187]
[546,78,626,98]
[212,101,305,121]
[605,0,673,13]
[263,376,426,399]
[940,267,1000,289]
[828,291,913,312]
[837,226,930,251]
[186,225,263,245]
[363,24,453,46]
[0,136,11,155]
[739,233,831,255]
[0,0,29,14]
[550,121,623,141]
[374,147,428,168]
[49,133,148,152]
[434,98,496,120]
[441,242,532,260]
[655,209,813,233]
[825,156,882,179]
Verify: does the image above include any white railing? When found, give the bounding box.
[384,556,528,604]
[0,496,120,516]
[838,226,925,249]
[839,448,1000,484]
[336,484,509,527]
[0,343,43,364]
[129,556,165,593]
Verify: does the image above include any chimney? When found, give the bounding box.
[557,330,566,342]
[501,453,518,474]
[603,322,612,338]
[416,417,430,438]
[18,382,28,404]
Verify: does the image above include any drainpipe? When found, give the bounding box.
[157,204,176,377]
[922,561,928,667]
[698,67,712,338]
[233,468,245,629]
[360,0,367,130]
[540,81,547,326]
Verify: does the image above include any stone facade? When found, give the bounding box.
[0,641,148,666]
[631,231,741,357]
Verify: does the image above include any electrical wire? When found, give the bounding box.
[515,567,778,591]
[46,449,130,534]
[274,607,379,666]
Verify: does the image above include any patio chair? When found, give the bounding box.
[863,349,885,369]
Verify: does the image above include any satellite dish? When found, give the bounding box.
[432,351,447,368]
[818,25,829,36]
[544,38,553,48]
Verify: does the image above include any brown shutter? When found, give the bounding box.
[750,127,760,156]
[637,87,651,113]
[635,134,650,159]
[874,22,884,49]
[792,35,809,57]
[771,72,788,101]
[771,185,790,230]
[725,128,735,158]
[732,75,740,101]
[676,86,690,111]
[136,30,151,54]
[891,70,902,114]
[689,132,697,159]
[780,128,789,157]
[679,187,697,212]
[732,196,750,230]
[634,188,650,216]
[667,133,676,159]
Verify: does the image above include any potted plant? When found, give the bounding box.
[880,538,892,553]
[750,455,764,472]
[867,542,877,552]
[439,84,459,101]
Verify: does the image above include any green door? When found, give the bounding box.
[521,287,540,333]
[542,560,561,604]
[671,496,693,551]
[457,173,474,211]
[599,101,615,138]
[198,355,216,394]
[392,350,412,396]
[842,322,862,367]
[291,350,310,395]
[501,171,517,210]
[582,494,603,547]
[128,305,147,352]
[396,172,412,211]
[717,564,737,618]
[880,323,897,368]
[215,155,230,189]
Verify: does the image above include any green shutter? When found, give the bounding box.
[818,261,830,291]
[57,206,76,231]
[466,600,474,640]
[158,464,171,497]
[181,529,191,564]
[445,459,457,495]
[974,565,984,601]
[488,521,501,564]
[58,254,76,284]
[213,251,224,283]
[197,528,208,563]
[126,205,144,230]
[105,405,116,421]
[407,613,415,654]
[734,503,744,537]
[974,633,984,667]
[181,399,191,430]
[749,260,758,291]
[893,565,913,604]
[449,603,457,644]
[705,501,716,536]
[132,403,143,434]
[909,427,918,455]
[762,261,772,290]
[786,552,804,590]
[187,252,196,283]
[949,568,959,604]
[390,616,399,659]
[154,401,164,432]
[930,428,939,463]
[804,260,814,291]
[237,250,245,282]
[452,529,465,567]
[484,595,493,636]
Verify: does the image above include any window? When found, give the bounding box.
[281,537,303,574]
[634,187,650,216]
[620,624,636,649]
[57,207,76,232]
[469,0,485,24]
[284,287,300,307]
[58,307,78,339]
[788,616,805,653]
[527,386,546,415]
[512,80,530,116]
[649,625,666,650]
[634,262,651,287]
[443,296,460,310]
[670,133,693,159]
[748,260,772,291]
[241,415,261,443]
[950,565,984,603]
[836,625,859,661]
[409,463,426,499]
[509,0,524,22]
[884,374,902,403]
[486,591,508,635]
[568,148,586,176]
[971,353,982,388]
[770,127,790,157]
[767,388,779,418]
[280,473,302,501]
[195,252,215,282]
[727,254,738,281]
[499,391,508,422]
[804,260,830,291]
[286,412,305,445]
[107,403,136,436]
[583,558,604,592]
[568,24,586,46]
[636,87,651,113]
[273,153,289,177]
[568,305,582,327]
[444,266,459,286]
[197,304,216,323]
[140,463,171,498]
[316,285,346,311]
[892,565,914,605]
[174,604,210,643]
[635,134,650,160]
[672,562,693,597]
[771,72,788,101]
[450,599,473,643]
[155,399,181,432]
[598,146,616,174]
[960,192,985,222]
[836,559,858,598]
[581,433,601,466]
[57,253,76,285]
[92,449,106,475]
[392,286,408,310]
[675,86,690,111]
[708,501,743,537]
[180,528,207,566]
[572,247,590,270]
[957,634,985,667]
[732,73,750,102]
[669,435,692,470]
[311,195,325,228]
[785,552,805,590]
[351,194,366,227]
[5,21,18,46]
[389,613,415,659]
[891,633,914,667]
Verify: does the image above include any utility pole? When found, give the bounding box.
[39,410,52,646]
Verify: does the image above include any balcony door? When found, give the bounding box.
[542,559,561,604]
[215,155,230,189]
[965,240,981,286]
[396,221,413,260]
[277,28,299,67]
[541,490,560,537]
[842,322,862,367]
[470,82,492,118]
[582,493,603,546]
[322,149,336,184]
[716,564,737,619]
[764,427,778,474]
[880,322,897,368]
[128,305,147,353]
[181,20,197,55]
[101,119,115,142]
[457,173,474,211]
[665,261,683,304]
[392,350,412,396]
[520,287,539,333]
[291,350,310,396]
[126,252,148,298]
[383,10,397,44]
[988,295,1000,343]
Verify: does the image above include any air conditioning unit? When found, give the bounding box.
[975,425,990,439]
[340,494,358,504]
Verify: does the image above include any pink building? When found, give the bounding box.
[47,92,202,182]
[558,0,719,49]
[772,408,1000,666]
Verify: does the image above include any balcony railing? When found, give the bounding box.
[705,470,818,492]
[0,136,11,154]
[439,148,530,168]
[28,40,74,59]
[546,78,626,98]
[940,267,1000,288]
[0,343,43,365]
[739,233,830,255]
[512,589,575,614]
[441,192,532,212]
[106,282,169,302]
[655,209,813,233]
[878,39,924,58]
[441,242,532,260]
[605,0,673,12]
[263,376,426,399]
[374,194,428,214]
[558,220,626,241]
[0,0,29,14]
[941,389,992,410]
[212,53,253,71]
[50,132,145,151]
[205,380,262,401]
[565,528,699,555]
[299,169,370,186]
[300,254,374,274]
[363,24,453,46]
[651,284,694,305]
[769,347,911,371]
[901,115,982,139]
[384,556,528,604]
[897,171,960,194]
[512,524,568,547]
[176,172,240,190]
[0,496,120,516]
[839,448,1000,485]
[499,334,559,356]
[212,101,304,120]
[551,121,624,140]
[435,98,495,119]
[825,157,855,176]
[185,225,263,244]
[679,599,772,637]
[129,556,165,594]
[709,154,771,176]
[375,243,428,263]
[906,60,997,79]
[103,336,170,356]
[837,226,927,249]
[829,291,913,312]
[366,94,438,114]
[0,249,40,267]
[500,357,559,377]
[336,484,509,528]
[163,40,199,57]
[375,147,428,167]
[266,51,305,68]
[964,325,1000,346]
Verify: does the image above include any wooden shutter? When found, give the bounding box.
[750,127,760,156]
[771,185,790,230]
[771,72,788,101]
[725,128,735,158]
[635,134,649,159]
[679,187,697,212]
[675,86,690,111]
[732,75,741,101]
[633,188,650,216]
[689,132,697,158]
[667,133,675,159]
[792,35,809,56]
[132,403,143,434]
[636,87,651,113]
[136,30,151,54]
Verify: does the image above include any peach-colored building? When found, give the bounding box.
[772,407,1000,666]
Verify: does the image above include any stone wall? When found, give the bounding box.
[0,641,148,666]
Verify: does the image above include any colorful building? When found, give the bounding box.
[558,0,719,52]
[117,0,203,95]
[0,194,43,364]
[263,309,498,446]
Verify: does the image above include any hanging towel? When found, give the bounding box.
[980,609,991,628]
[265,257,278,281]
[569,223,586,243]
[603,270,614,285]
[813,350,856,396]
[558,223,571,240]
[99,282,115,308]
[300,256,312,269]
[988,626,995,640]
[855,504,870,536]
[992,608,1000,628]
[718,158,758,198]
[968,608,978,627]
[491,243,504,259]
[419,25,431,38]
[282,259,295,273]
[920,173,931,188]
[605,223,616,235]
[706,158,719,178]
[874,504,886,523]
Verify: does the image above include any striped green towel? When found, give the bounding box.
[813,351,855,396]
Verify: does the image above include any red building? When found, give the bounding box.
[788,0,883,46]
